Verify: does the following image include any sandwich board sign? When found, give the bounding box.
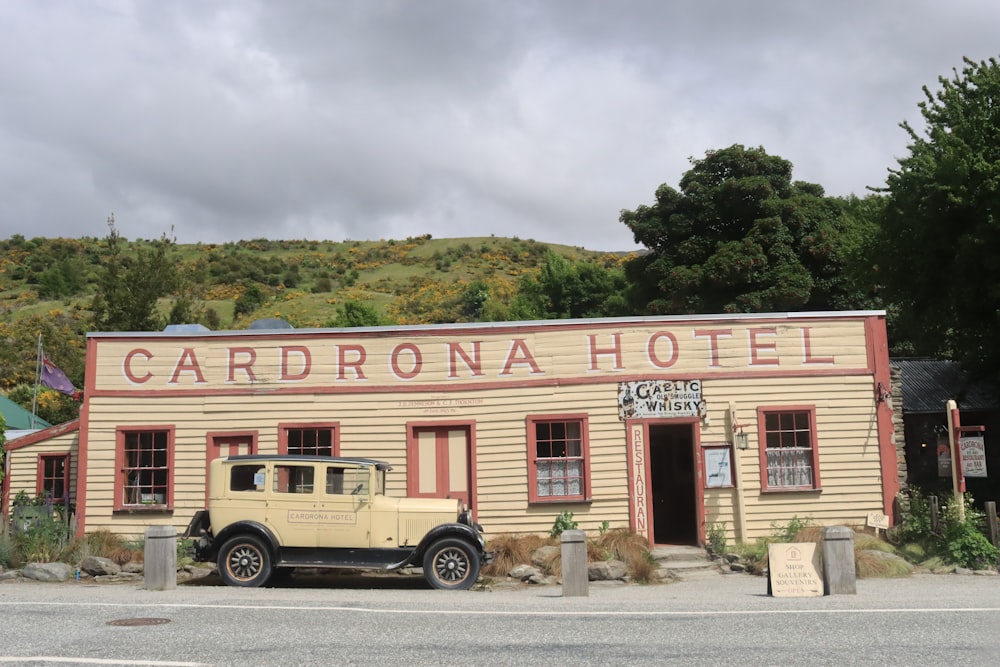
[767,542,823,598]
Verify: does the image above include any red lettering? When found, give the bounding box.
[169,348,206,384]
[391,343,422,380]
[448,341,483,378]
[748,327,780,366]
[587,333,623,371]
[280,346,311,381]
[647,331,679,368]
[694,329,733,367]
[228,347,257,382]
[802,327,835,364]
[123,348,153,384]
[337,345,367,380]
[500,339,543,375]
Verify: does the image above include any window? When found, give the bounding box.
[280,423,339,456]
[115,427,174,509]
[230,465,264,492]
[758,407,821,491]
[527,415,590,503]
[37,454,70,503]
[273,465,315,494]
[326,466,368,495]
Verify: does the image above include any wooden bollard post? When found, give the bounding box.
[821,526,856,595]
[560,530,588,597]
[986,501,999,549]
[144,525,177,591]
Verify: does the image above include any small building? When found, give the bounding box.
[2,311,898,545]
[891,358,998,506]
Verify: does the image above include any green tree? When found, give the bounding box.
[875,57,1000,373]
[90,216,179,332]
[499,251,629,321]
[328,300,389,327]
[620,145,857,315]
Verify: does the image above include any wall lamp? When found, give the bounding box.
[733,424,750,450]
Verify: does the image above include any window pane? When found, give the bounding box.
[532,419,586,499]
[763,410,814,488]
[122,430,169,505]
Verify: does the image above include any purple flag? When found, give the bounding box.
[41,356,77,396]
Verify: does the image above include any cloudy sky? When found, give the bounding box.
[1,1,997,251]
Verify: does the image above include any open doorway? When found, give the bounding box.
[648,423,698,545]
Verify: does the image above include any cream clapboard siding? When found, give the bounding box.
[6,430,79,506]
[703,375,884,541]
[81,312,889,542]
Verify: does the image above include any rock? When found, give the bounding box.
[181,565,214,579]
[527,573,556,585]
[973,569,999,576]
[509,564,543,580]
[728,562,746,573]
[80,556,121,577]
[122,562,145,574]
[22,562,74,582]
[0,569,23,581]
[588,560,627,581]
[530,545,560,569]
[954,567,972,575]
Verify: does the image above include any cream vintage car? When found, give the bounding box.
[184,455,491,590]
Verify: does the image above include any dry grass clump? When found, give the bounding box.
[483,532,551,577]
[482,528,659,583]
[855,549,914,578]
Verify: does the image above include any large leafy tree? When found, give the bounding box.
[90,217,179,332]
[621,145,857,315]
[491,251,629,321]
[875,57,1000,375]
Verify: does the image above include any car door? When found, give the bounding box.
[314,464,372,549]
[264,462,320,547]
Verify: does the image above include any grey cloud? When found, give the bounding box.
[0,1,997,250]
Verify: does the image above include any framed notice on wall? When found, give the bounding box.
[703,444,734,488]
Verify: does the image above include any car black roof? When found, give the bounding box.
[221,455,393,471]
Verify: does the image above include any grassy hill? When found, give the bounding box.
[1,232,634,331]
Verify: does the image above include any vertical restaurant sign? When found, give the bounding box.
[630,424,648,540]
[960,436,988,478]
[618,380,704,420]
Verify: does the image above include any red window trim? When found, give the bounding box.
[113,425,175,511]
[756,405,821,492]
[277,421,341,455]
[526,413,592,504]
[35,453,71,501]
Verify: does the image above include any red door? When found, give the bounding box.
[205,432,257,502]
[407,425,473,508]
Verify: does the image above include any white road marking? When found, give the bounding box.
[0,659,203,666]
[3,600,999,616]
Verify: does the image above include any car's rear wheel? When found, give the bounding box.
[218,535,271,587]
[422,537,480,590]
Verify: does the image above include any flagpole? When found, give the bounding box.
[31,333,42,428]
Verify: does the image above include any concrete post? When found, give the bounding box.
[144,525,177,591]
[821,526,856,595]
[560,529,588,597]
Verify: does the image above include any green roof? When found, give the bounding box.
[0,395,52,430]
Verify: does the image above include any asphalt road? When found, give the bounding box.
[1,572,999,666]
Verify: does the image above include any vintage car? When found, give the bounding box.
[184,455,491,590]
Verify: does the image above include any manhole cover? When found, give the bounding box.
[106,618,172,627]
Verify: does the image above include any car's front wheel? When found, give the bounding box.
[218,535,272,587]
[422,537,481,590]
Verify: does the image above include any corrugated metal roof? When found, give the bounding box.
[0,395,52,430]
[890,358,999,414]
